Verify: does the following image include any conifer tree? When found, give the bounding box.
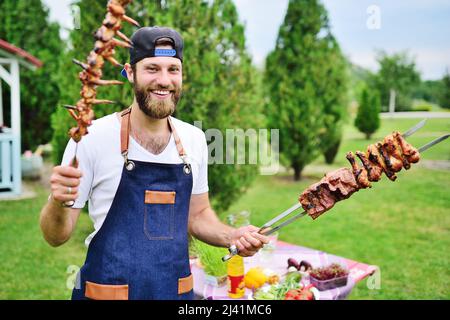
[265,0,347,179]
[439,71,450,109]
[355,88,380,139]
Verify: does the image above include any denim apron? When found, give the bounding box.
[72,108,194,300]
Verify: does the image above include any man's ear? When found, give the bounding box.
[124,63,134,83]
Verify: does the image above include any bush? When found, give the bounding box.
[355,88,381,139]
[411,104,432,112]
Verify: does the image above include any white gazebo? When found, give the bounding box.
[0,39,42,198]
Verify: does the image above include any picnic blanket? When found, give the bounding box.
[190,240,378,300]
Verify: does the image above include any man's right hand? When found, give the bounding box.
[41,165,83,246]
[50,165,83,205]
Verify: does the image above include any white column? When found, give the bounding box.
[0,80,3,126]
[10,60,20,136]
[389,89,396,114]
[10,60,21,195]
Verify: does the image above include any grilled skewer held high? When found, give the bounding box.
[66,0,139,143]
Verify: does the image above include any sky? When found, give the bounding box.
[42,0,450,80]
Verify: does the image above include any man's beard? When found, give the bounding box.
[133,77,181,119]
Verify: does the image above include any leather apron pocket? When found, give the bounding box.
[144,190,176,240]
[85,281,129,300]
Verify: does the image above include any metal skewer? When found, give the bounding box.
[258,203,302,233]
[222,119,449,262]
[418,134,450,153]
[262,209,308,236]
[221,203,306,262]
[402,119,426,138]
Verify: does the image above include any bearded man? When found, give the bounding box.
[39,27,268,300]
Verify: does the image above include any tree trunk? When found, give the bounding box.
[292,162,303,181]
[324,140,341,164]
[365,132,372,140]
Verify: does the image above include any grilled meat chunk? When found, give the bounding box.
[394,131,420,165]
[346,152,372,188]
[355,151,383,182]
[325,167,360,199]
[299,168,360,219]
[376,142,397,181]
[382,134,404,172]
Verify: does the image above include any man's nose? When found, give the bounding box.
[156,70,171,88]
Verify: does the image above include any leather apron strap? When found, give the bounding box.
[120,107,188,165]
[120,108,131,161]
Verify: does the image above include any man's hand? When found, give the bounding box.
[230,225,270,257]
[188,193,270,254]
[40,165,83,247]
[50,165,83,205]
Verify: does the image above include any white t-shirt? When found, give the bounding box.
[61,113,209,247]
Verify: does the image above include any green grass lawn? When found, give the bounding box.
[0,117,448,299]
[0,188,92,299]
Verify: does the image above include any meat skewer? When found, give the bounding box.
[222,128,449,262]
[62,0,139,206]
[66,0,138,144]
[297,129,447,222]
[298,122,448,221]
[299,132,422,218]
[300,120,436,217]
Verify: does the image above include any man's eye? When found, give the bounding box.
[146,67,157,72]
[170,68,180,72]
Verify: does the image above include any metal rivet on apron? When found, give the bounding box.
[126,160,135,171]
[183,164,191,175]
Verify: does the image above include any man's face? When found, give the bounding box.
[128,53,182,119]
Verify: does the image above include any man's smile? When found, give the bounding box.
[150,90,172,99]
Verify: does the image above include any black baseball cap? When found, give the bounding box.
[120,26,184,78]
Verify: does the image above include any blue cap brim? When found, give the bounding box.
[121,68,127,78]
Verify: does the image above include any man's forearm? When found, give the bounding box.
[188,207,235,248]
[39,198,74,247]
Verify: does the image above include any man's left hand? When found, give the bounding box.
[230,225,270,257]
